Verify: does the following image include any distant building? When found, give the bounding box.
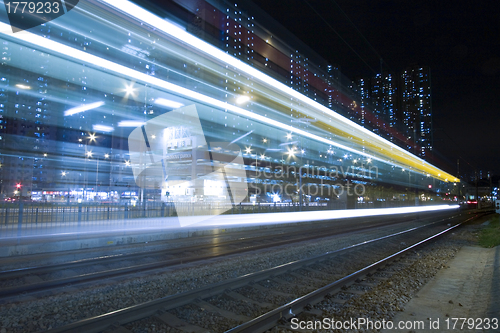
[0,61,59,197]
[354,66,432,160]
[401,65,433,158]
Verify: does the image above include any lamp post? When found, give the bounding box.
[104,153,110,201]
[91,153,110,202]
[83,134,96,202]
[85,149,92,201]
[95,156,99,196]
[82,133,102,202]
[299,148,305,210]
[15,183,21,201]
[61,171,70,204]
[285,147,296,203]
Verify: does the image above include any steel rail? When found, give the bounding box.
[225,215,479,332]
[42,213,468,333]
[0,213,457,298]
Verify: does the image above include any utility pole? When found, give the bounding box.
[475,170,480,209]
[489,172,492,205]
[457,159,461,200]
[413,123,418,206]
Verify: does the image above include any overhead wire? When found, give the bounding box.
[328,0,394,73]
[434,122,477,170]
[302,0,378,75]
[297,1,475,180]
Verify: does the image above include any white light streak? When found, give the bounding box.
[0,22,383,165]
[230,130,254,144]
[98,0,456,181]
[0,14,454,180]
[64,101,105,116]
[118,120,145,127]
[155,98,184,109]
[193,205,460,227]
[92,124,114,132]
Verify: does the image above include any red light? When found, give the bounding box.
[16,183,21,188]
[428,185,432,189]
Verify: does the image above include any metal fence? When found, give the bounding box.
[0,200,446,237]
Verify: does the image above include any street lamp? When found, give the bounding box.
[124,83,136,98]
[83,133,99,201]
[15,183,21,200]
[61,171,72,203]
[244,147,258,171]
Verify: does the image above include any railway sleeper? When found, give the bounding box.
[195,299,251,322]
[224,290,275,309]
[155,311,209,333]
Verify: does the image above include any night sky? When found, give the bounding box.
[250,0,500,180]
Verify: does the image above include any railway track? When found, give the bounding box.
[0,212,456,299]
[40,212,486,333]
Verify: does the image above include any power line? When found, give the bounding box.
[433,120,477,172]
[328,0,394,73]
[302,0,378,74]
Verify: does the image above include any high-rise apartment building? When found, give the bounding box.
[354,66,432,160]
[353,72,399,142]
[401,65,433,158]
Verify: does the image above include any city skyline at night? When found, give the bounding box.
[250,0,500,180]
[0,0,461,205]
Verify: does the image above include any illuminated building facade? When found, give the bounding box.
[355,66,432,160]
[401,65,433,158]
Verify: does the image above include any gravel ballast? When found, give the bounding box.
[0,215,479,332]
